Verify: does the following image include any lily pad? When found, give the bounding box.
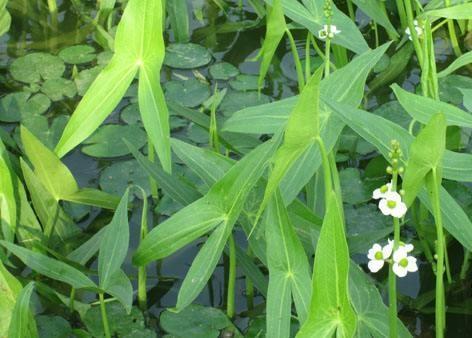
[164,43,212,69]
[58,45,96,64]
[164,79,210,107]
[209,62,239,80]
[0,92,50,122]
[219,91,271,116]
[37,315,73,338]
[121,103,141,125]
[439,75,472,105]
[17,114,67,150]
[99,160,151,198]
[82,124,147,158]
[160,304,233,338]
[75,66,102,96]
[229,74,259,91]
[41,78,77,101]
[340,168,371,205]
[10,52,65,83]
[83,303,154,337]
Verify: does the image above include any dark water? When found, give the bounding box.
[1,1,470,336]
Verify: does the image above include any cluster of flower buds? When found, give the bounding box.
[367,240,418,277]
[318,0,341,40]
[405,20,423,41]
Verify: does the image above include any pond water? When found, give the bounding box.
[1,0,471,337]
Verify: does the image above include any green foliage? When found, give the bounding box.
[8,282,37,338]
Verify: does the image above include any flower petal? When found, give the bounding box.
[404,243,414,253]
[372,188,382,199]
[368,259,384,273]
[393,247,408,262]
[378,199,391,216]
[393,263,408,277]
[382,241,393,258]
[406,256,418,272]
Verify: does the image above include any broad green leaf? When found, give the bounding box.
[259,68,323,216]
[0,0,11,37]
[126,140,200,206]
[266,0,369,54]
[392,84,472,128]
[0,261,22,337]
[67,227,107,265]
[352,0,398,37]
[265,191,311,337]
[0,241,96,290]
[62,188,120,210]
[297,192,356,337]
[167,0,190,43]
[20,159,81,244]
[438,50,472,78]
[16,182,43,249]
[349,265,412,337]
[133,198,226,265]
[326,100,472,250]
[0,139,16,242]
[425,3,472,19]
[8,282,38,338]
[98,190,129,290]
[402,113,447,206]
[105,269,133,314]
[258,0,286,90]
[21,126,78,201]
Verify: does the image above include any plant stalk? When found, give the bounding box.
[286,28,305,91]
[99,293,111,338]
[389,170,400,338]
[227,234,237,319]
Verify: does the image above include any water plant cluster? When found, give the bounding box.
[0,0,472,337]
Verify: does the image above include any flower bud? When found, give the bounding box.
[386,166,393,174]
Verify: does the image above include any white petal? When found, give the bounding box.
[378,199,391,216]
[382,241,393,258]
[393,263,408,277]
[372,188,382,199]
[393,247,408,262]
[406,256,418,272]
[385,191,402,203]
[368,259,384,273]
[404,243,414,253]
[391,202,407,218]
[367,249,375,260]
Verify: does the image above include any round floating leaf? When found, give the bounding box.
[160,304,233,338]
[74,66,102,96]
[99,160,151,198]
[58,45,96,64]
[37,315,73,338]
[121,103,141,125]
[229,74,259,91]
[186,123,209,144]
[373,101,411,130]
[10,52,65,83]
[439,75,472,105]
[82,124,147,158]
[209,62,239,80]
[339,168,371,205]
[281,52,323,82]
[15,114,67,150]
[83,303,154,338]
[0,92,50,122]
[219,91,271,116]
[164,43,212,69]
[41,78,77,101]
[164,79,210,107]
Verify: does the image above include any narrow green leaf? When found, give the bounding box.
[392,84,472,128]
[167,0,190,43]
[16,182,43,249]
[0,261,22,337]
[234,245,268,297]
[62,188,121,210]
[126,140,200,206]
[0,139,16,242]
[297,192,356,337]
[8,282,37,338]
[265,191,312,336]
[425,3,472,19]
[67,227,107,265]
[351,0,398,38]
[0,241,96,290]
[402,113,447,206]
[133,198,225,265]
[437,50,472,78]
[105,269,133,314]
[258,0,286,90]
[98,190,129,290]
[259,68,323,217]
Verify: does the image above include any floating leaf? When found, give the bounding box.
[40,78,77,102]
[36,315,73,338]
[74,66,102,96]
[209,62,239,80]
[10,53,65,83]
[0,0,11,37]
[229,74,260,91]
[0,93,50,122]
[99,160,151,198]
[58,45,96,64]
[81,124,147,158]
[220,91,271,116]
[164,79,210,107]
[339,168,371,205]
[164,43,212,69]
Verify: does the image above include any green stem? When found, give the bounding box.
[99,293,111,338]
[373,21,379,48]
[346,0,355,22]
[47,0,58,14]
[286,28,305,91]
[317,137,334,201]
[396,0,408,30]
[389,170,400,338]
[431,169,445,338]
[147,140,159,201]
[69,288,76,313]
[138,191,149,311]
[460,249,471,280]
[227,234,236,319]
[245,249,254,310]
[404,0,424,65]
[305,32,312,81]
[444,0,462,57]
[324,38,331,78]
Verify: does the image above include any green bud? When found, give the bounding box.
[386,166,393,174]
[399,189,405,196]
[398,167,404,174]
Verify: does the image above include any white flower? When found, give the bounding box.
[378,191,407,218]
[318,24,341,39]
[392,246,418,277]
[372,182,393,200]
[405,20,423,41]
[367,241,393,273]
